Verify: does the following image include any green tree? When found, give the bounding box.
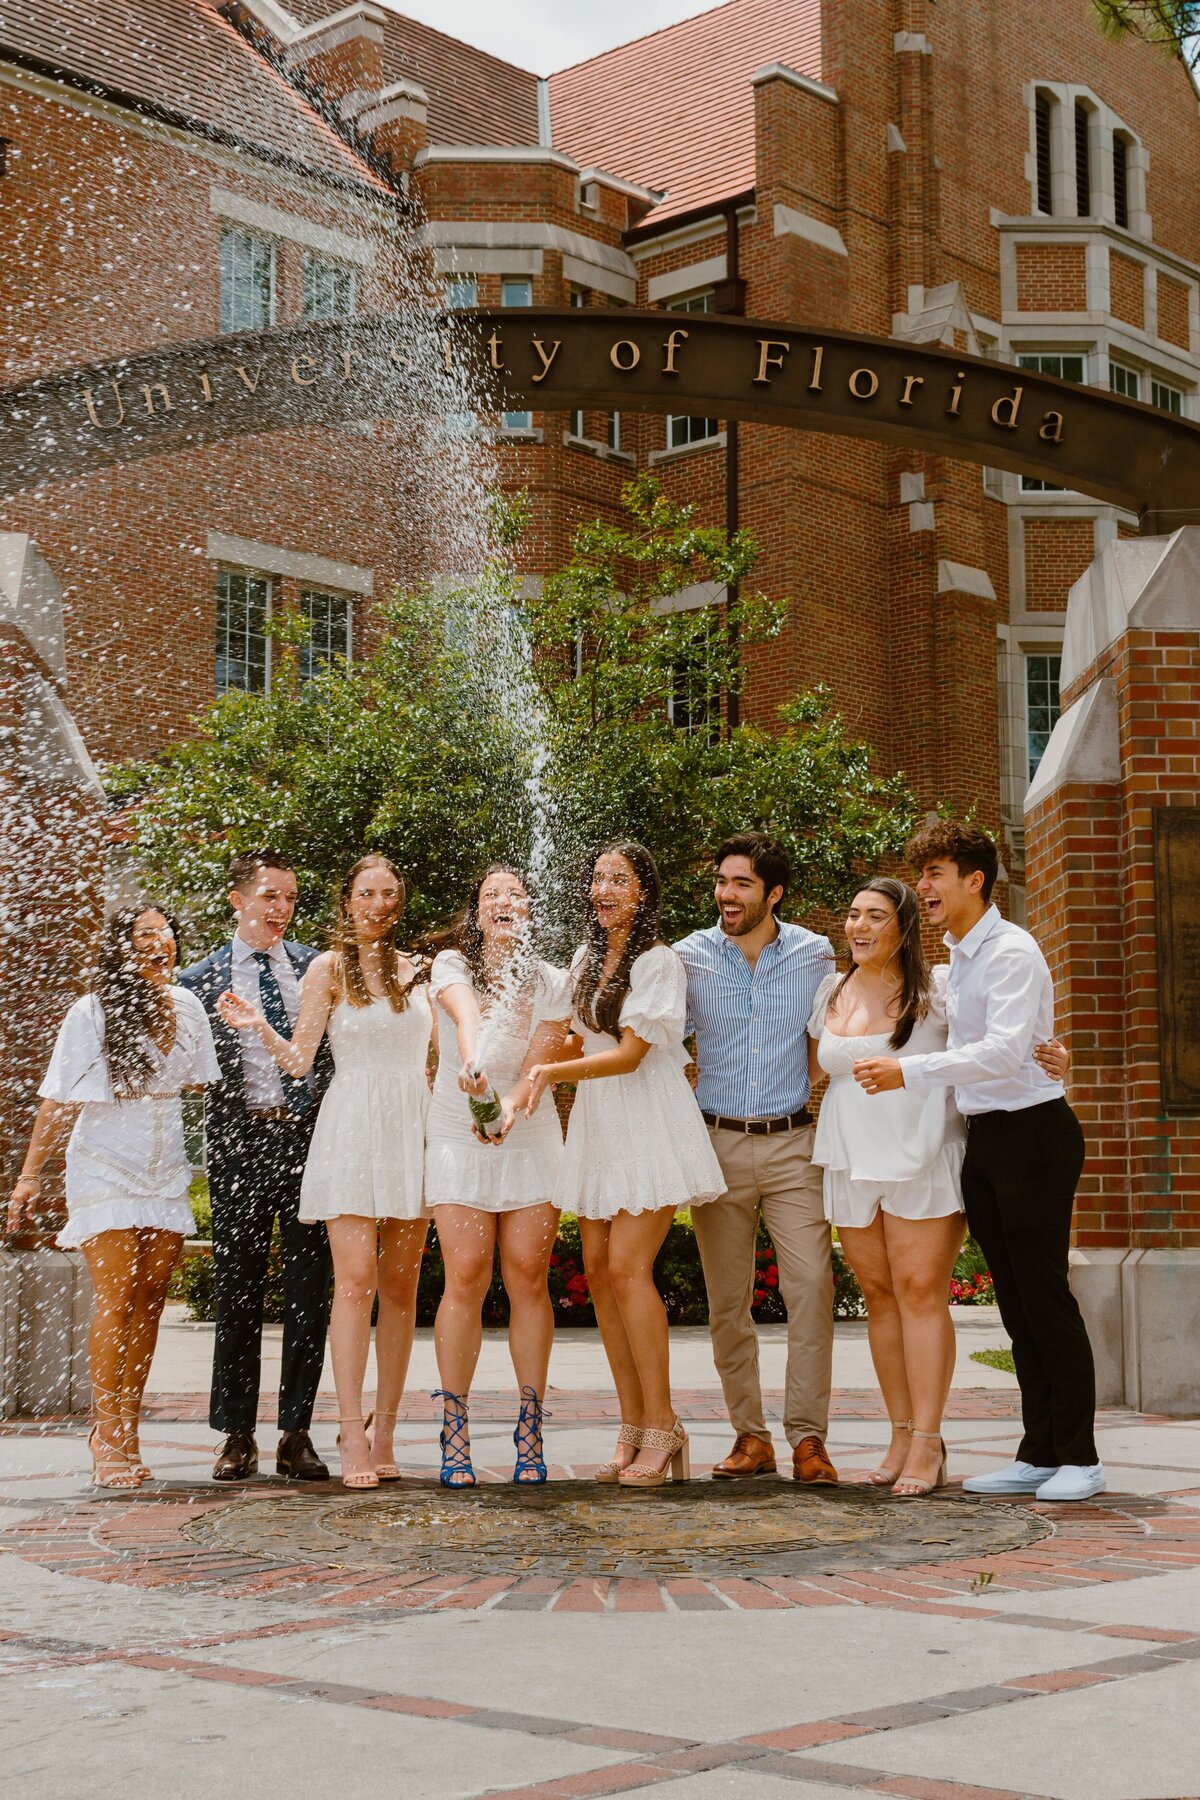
[114,477,917,953]
[1092,1,1200,66]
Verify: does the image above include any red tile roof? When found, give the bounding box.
[288,0,540,149]
[0,0,391,193]
[548,0,822,230]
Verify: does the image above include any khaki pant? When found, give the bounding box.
[692,1125,833,1448]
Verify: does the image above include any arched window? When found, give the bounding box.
[1113,133,1130,229]
[1075,102,1092,216]
[1035,93,1054,214]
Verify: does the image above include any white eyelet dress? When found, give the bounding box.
[425,952,571,1213]
[298,983,433,1222]
[557,943,727,1220]
[44,988,223,1249]
[808,966,965,1229]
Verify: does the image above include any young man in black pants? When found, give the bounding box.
[853,821,1103,1503]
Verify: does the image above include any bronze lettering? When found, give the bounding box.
[290,356,318,387]
[662,328,688,374]
[487,330,505,370]
[389,348,414,372]
[443,335,453,372]
[753,339,790,385]
[82,381,125,429]
[610,339,641,371]
[946,372,966,416]
[849,367,879,400]
[809,345,824,392]
[530,338,562,382]
[141,381,173,415]
[991,386,1023,429]
[1039,410,1065,443]
[234,363,263,394]
[899,374,925,407]
[198,370,215,403]
[340,348,356,380]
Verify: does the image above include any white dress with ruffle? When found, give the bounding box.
[425,952,571,1213]
[557,943,727,1220]
[299,985,432,1222]
[808,966,965,1229]
[44,988,222,1249]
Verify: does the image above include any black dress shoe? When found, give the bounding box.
[213,1432,258,1482]
[276,1429,329,1481]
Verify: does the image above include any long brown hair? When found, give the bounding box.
[574,841,662,1041]
[94,906,181,1098]
[830,877,931,1050]
[418,864,534,997]
[331,854,421,1011]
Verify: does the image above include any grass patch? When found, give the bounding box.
[971,1347,1016,1374]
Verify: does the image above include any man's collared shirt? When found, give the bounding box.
[903,904,1065,1116]
[230,934,304,1109]
[675,921,835,1119]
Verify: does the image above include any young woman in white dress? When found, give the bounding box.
[526,842,726,1490]
[7,907,221,1488]
[423,865,571,1487]
[808,879,1068,1496]
[218,855,431,1489]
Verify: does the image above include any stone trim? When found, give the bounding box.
[894,31,932,53]
[1024,676,1119,808]
[285,4,388,61]
[414,145,580,174]
[750,63,838,104]
[648,431,727,465]
[937,561,997,600]
[206,531,373,595]
[772,204,848,258]
[647,255,727,303]
[209,187,376,266]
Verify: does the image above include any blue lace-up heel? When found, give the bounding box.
[512,1385,548,1484]
[433,1390,476,1488]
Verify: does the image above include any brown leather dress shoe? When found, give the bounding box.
[276,1429,329,1481]
[792,1435,839,1485]
[213,1432,258,1482]
[712,1432,778,1478]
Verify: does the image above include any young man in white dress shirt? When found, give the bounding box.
[179,851,333,1483]
[854,822,1103,1503]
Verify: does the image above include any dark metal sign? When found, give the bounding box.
[2,308,1197,529]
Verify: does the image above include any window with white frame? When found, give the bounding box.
[501,277,533,429]
[216,569,270,693]
[1152,377,1184,415]
[1025,652,1062,783]
[444,274,478,310]
[219,228,275,334]
[1018,354,1084,490]
[666,293,719,448]
[1110,359,1140,400]
[303,254,355,320]
[299,588,352,681]
[607,412,621,451]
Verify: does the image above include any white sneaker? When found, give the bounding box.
[962,1460,1058,1495]
[1035,1464,1106,1502]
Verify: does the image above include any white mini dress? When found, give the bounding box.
[809,966,965,1229]
[424,951,571,1213]
[557,943,727,1221]
[42,988,222,1249]
[299,983,432,1222]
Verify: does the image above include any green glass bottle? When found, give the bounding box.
[466,1071,506,1139]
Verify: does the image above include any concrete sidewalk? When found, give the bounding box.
[1,1310,1198,1800]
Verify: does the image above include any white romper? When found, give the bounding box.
[808,966,965,1229]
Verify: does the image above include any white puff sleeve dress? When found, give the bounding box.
[808,965,965,1229]
[43,987,222,1249]
[556,943,727,1220]
[424,952,570,1213]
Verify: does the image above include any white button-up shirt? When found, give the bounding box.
[902,906,1065,1116]
[230,934,303,1108]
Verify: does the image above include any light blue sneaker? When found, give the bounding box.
[1036,1464,1106,1502]
[962,1460,1058,1495]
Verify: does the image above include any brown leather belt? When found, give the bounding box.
[702,1109,812,1135]
[245,1105,303,1123]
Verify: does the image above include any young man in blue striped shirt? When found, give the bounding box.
[676,833,839,1482]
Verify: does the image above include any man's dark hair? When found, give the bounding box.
[905,820,999,901]
[714,832,790,912]
[229,848,296,893]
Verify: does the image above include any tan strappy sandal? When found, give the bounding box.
[336,1417,380,1490]
[893,1428,948,1498]
[868,1419,913,1488]
[618,1419,690,1489]
[595,1423,645,1483]
[365,1410,401,1482]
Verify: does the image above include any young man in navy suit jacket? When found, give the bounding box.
[179,849,333,1482]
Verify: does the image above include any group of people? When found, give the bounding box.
[7,821,1105,1506]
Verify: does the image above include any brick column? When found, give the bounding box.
[1025,528,1200,1414]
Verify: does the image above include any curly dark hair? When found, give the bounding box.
[905,820,999,901]
[93,906,182,1099]
[828,878,931,1051]
[418,864,532,996]
[574,841,663,1041]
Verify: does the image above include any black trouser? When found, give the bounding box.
[208,1116,331,1436]
[961,1098,1098,1467]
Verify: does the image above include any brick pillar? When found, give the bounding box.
[1025,528,1200,1414]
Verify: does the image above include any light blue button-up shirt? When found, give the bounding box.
[674,921,836,1119]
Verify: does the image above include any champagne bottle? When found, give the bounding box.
[466,1069,506,1139]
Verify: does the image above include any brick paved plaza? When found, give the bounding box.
[2,1315,1198,1799]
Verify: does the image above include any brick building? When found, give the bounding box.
[3,3,1200,1401]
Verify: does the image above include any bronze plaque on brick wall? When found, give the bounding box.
[1156,808,1200,1113]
